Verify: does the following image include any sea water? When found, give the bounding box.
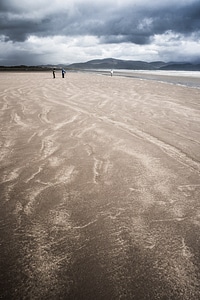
[115,70,200,89]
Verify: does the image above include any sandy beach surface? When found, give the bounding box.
[0,71,200,299]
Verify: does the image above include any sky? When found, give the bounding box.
[0,0,200,66]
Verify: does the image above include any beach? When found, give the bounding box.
[0,71,200,299]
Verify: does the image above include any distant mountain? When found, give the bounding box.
[68,58,157,70]
[149,61,167,69]
[159,62,200,71]
[1,58,200,71]
[67,58,200,71]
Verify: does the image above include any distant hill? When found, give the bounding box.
[159,62,200,71]
[68,58,159,70]
[67,58,200,71]
[1,58,200,71]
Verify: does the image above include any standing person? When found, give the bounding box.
[110,69,113,77]
[62,68,66,78]
[53,68,56,78]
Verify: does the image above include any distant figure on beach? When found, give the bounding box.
[110,69,113,77]
[62,68,66,78]
[53,68,56,79]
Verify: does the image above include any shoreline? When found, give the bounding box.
[1,68,200,88]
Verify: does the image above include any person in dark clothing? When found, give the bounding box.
[53,68,56,78]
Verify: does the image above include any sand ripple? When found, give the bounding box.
[0,72,200,299]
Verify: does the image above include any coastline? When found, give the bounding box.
[1,67,200,88]
[86,69,200,88]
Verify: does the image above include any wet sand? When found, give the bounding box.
[0,71,200,299]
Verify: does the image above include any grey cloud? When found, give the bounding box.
[149,4,200,35]
[0,0,200,44]
[98,2,200,44]
[0,17,37,42]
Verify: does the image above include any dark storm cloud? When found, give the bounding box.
[149,4,200,36]
[0,0,200,44]
[0,17,38,42]
[99,2,200,44]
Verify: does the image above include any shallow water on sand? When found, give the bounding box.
[0,72,200,299]
[103,69,200,88]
